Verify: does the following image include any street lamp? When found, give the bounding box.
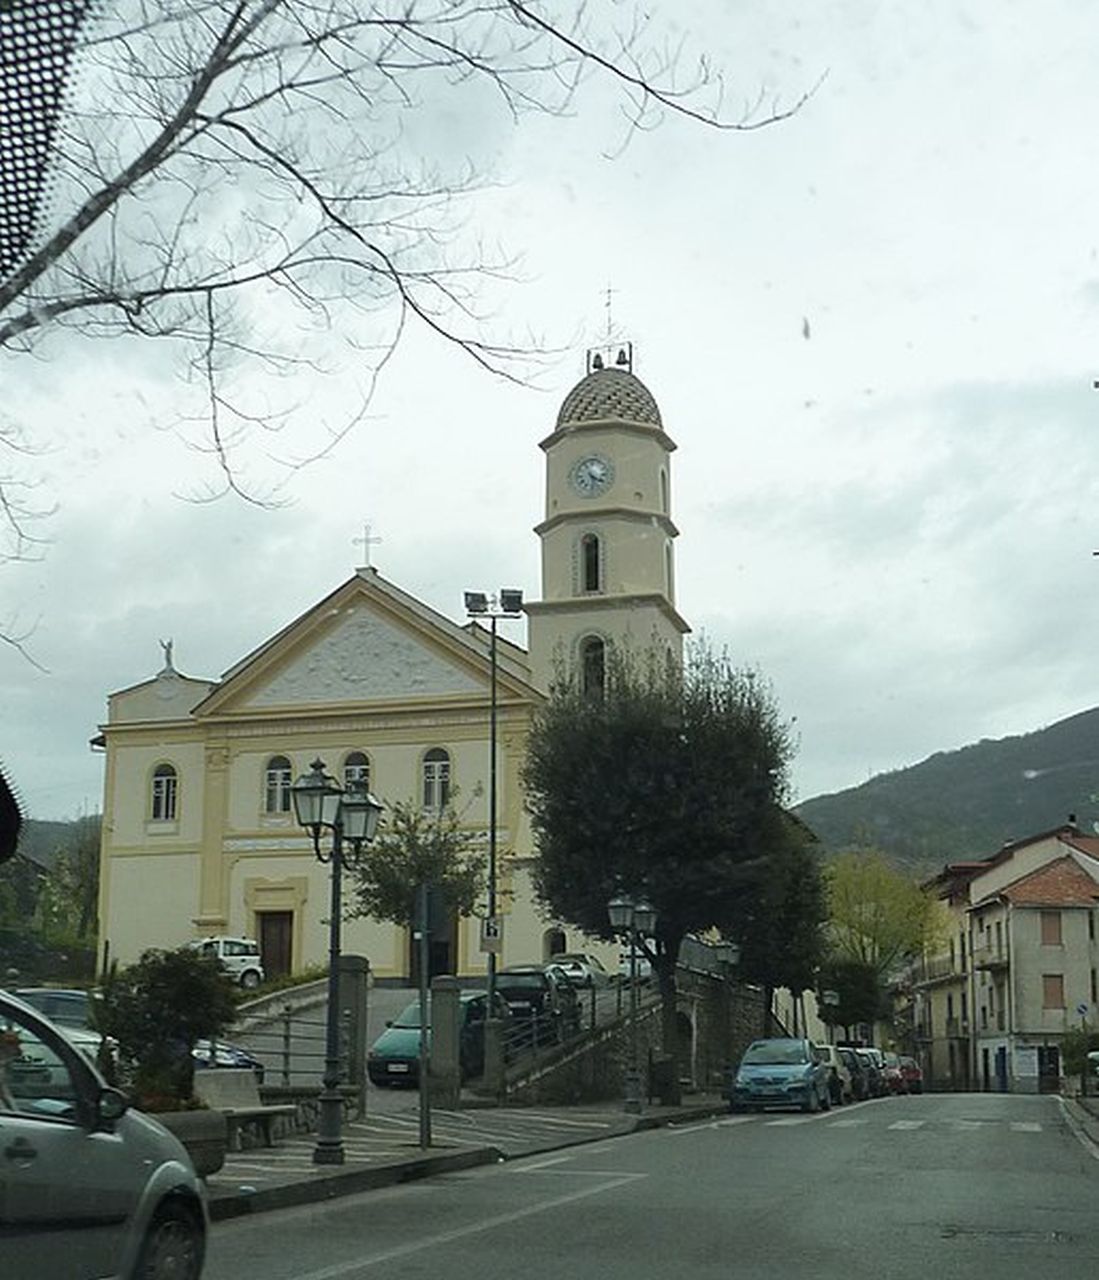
[292,757,382,1165]
[464,588,523,1010]
[608,892,657,1113]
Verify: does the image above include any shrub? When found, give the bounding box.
[98,947,238,1110]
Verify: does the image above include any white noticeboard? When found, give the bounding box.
[1014,1046,1038,1078]
[480,915,503,955]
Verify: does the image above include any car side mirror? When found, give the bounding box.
[385,1020,393,1028]
[96,1086,128,1126]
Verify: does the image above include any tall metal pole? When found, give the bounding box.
[625,920,641,1113]
[314,826,345,1164]
[417,881,431,1148]
[487,611,498,1009]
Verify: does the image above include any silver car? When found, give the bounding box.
[0,989,208,1279]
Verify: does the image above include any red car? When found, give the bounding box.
[898,1055,924,1094]
[881,1051,908,1094]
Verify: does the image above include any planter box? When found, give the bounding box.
[154,1108,228,1178]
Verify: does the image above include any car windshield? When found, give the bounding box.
[393,1001,428,1029]
[742,1041,809,1065]
[498,975,544,989]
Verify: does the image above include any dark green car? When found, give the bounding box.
[367,991,510,1087]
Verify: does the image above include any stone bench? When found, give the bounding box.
[193,1068,297,1151]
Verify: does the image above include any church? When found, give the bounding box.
[95,346,690,983]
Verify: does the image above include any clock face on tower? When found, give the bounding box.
[569,454,614,498]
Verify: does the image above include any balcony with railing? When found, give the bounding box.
[912,954,963,987]
[971,942,1009,972]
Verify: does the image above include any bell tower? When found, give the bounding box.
[526,344,690,694]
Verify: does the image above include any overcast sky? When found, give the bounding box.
[4,1,1099,822]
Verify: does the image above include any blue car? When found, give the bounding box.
[727,1037,832,1114]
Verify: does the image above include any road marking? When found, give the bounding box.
[766,1117,812,1126]
[1009,1121,1042,1133]
[514,1156,573,1171]
[289,1173,648,1279]
[715,1116,756,1127]
[949,1120,986,1131]
[888,1120,925,1130]
[828,1119,868,1128]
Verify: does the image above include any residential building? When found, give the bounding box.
[913,824,1099,1091]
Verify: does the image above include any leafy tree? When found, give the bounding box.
[347,800,485,929]
[732,816,828,1023]
[36,814,101,942]
[524,645,794,1099]
[0,1,807,524]
[815,956,888,1037]
[826,849,942,976]
[97,946,238,1109]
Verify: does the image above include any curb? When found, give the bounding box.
[208,1147,501,1221]
[1058,1096,1099,1163]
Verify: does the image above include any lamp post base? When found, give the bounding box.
[313,1089,346,1164]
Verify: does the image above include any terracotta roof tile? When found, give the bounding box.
[999,856,1099,907]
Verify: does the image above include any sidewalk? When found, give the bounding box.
[205,1093,728,1221]
[1061,1092,1099,1157]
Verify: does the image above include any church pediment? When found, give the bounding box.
[219,601,482,712]
[193,571,536,717]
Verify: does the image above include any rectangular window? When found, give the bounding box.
[1090,911,1095,942]
[980,1005,988,1028]
[265,769,291,814]
[995,921,1003,954]
[152,773,177,821]
[960,933,967,971]
[961,991,968,1023]
[1040,911,1062,946]
[1042,974,1065,1009]
[1091,968,1097,1004]
[946,993,954,1020]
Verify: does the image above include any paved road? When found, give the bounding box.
[202,1092,1099,1280]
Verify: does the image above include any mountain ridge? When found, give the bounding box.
[794,705,1099,878]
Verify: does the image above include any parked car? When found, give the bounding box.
[838,1046,869,1101]
[497,965,577,1043]
[854,1047,886,1097]
[726,1037,832,1114]
[14,986,97,1029]
[0,988,209,1278]
[367,991,511,1086]
[881,1050,908,1094]
[898,1055,924,1094]
[816,1043,853,1104]
[192,1038,266,1083]
[547,953,612,989]
[188,936,265,989]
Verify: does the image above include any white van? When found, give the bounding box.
[189,936,265,989]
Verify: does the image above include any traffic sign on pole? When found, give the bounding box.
[480,915,503,955]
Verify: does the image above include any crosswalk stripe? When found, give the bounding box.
[828,1118,867,1128]
[1010,1121,1042,1132]
[766,1117,812,1126]
[888,1120,925,1130]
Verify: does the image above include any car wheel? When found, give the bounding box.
[133,1199,205,1280]
[240,969,261,990]
[802,1090,819,1114]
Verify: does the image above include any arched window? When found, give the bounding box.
[665,540,675,598]
[660,468,669,514]
[580,636,605,700]
[264,755,292,814]
[344,751,370,791]
[581,533,601,593]
[422,748,451,811]
[151,763,178,821]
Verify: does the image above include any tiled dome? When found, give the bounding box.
[556,367,662,429]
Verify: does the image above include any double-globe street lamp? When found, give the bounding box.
[291,758,382,1165]
[608,892,658,1113]
[464,588,523,1010]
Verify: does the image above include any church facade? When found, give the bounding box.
[95,349,688,982]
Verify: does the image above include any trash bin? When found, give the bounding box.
[648,1053,676,1104]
